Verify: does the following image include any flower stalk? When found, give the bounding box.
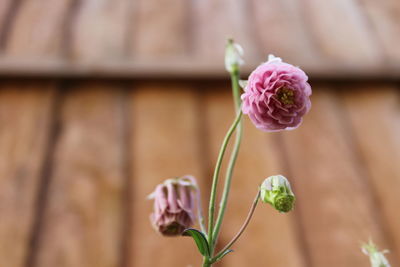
[206,110,242,252]
[214,190,260,262]
[212,58,243,246]
[205,39,244,264]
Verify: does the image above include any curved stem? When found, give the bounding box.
[213,190,260,262]
[212,70,242,245]
[207,111,243,250]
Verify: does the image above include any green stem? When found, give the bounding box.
[212,69,242,245]
[202,257,211,267]
[213,190,260,262]
[207,110,242,253]
[230,69,241,110]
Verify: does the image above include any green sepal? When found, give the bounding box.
[212,249,234,263]
[182,228,210,257]
[239,80,248,90]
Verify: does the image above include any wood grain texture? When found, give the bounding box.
[35,85,125,267]
[69,0,131,62]
[301,0,382,68]
[0,0,14,44]
[203,88,306,267]
[0,0,399,77]
[4,0,72,58]
[128,85,206,267]
[250,0,320,68]
[341,86,400,265]
[0,83,55,267]
[358,0,400,64]
[129,0,189,58]
[280,89,391,266]
[192,0,259,67]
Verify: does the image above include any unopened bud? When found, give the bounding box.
[260,175,295,213]
[362,240,391,267]
[149,176,198,236]
[225,39,244,73]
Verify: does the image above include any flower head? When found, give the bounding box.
[241,55,311,132]
[260,175,295,213]
[362,240,391,267]
[149,176,198,236]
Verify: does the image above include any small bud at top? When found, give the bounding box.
[225,39,244,73]
[260,175,295,213]
[149,176,199,236]
[362,240,391,267]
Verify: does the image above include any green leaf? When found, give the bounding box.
[182,228,210,257]
[213,249,234,263]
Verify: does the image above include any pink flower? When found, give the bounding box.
[149,176,198,236]
[241,55,312,132]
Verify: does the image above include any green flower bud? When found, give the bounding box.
[260,175,295,213]
[225,39,244,74]
[362,240,391,267]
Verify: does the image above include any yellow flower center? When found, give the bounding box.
[277,87,295,105]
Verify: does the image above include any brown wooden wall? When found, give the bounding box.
[0,0,399,267]
[0,81,399,267]
[0,0,399,78]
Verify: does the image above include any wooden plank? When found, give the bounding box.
[3,0,72,58]
[129,0,189,58]
[301,0,383,68]
[203,88,306,267]
[0,0,12,29]
[249,0,321,68]
[0,83,55,267]
[69,0,131,61]
[35,85,125,267]
[0,57,398,79]
[0,0,14,46]
[128,85,206,267]
[341,86,400,264]
[279,88,393,266]
[357,0,400,64]
[192,0,260,68]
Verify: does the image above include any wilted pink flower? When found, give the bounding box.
[241,55,312,132]
[149,176,198,236]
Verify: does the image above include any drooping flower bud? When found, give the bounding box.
[148,175,198,236]
[362,240,391,267]
[225,39,244,74]
[260,175,295,213]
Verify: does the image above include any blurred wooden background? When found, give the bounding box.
[0,0,399,78]
[0,0,399,267]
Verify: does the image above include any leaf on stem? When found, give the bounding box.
[182,228,210,257]
[213,249,234,263]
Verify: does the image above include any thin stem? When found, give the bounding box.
[212,70,242,245]
[207,110,243,252]
[196,187,207,234]
[213,190,261,262]
[230,70,241,110]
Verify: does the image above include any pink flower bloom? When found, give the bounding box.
[241,55,312,132]
[149,176,198,236]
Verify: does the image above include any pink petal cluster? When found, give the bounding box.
[149,176,198,236]
[241,56,312,132]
